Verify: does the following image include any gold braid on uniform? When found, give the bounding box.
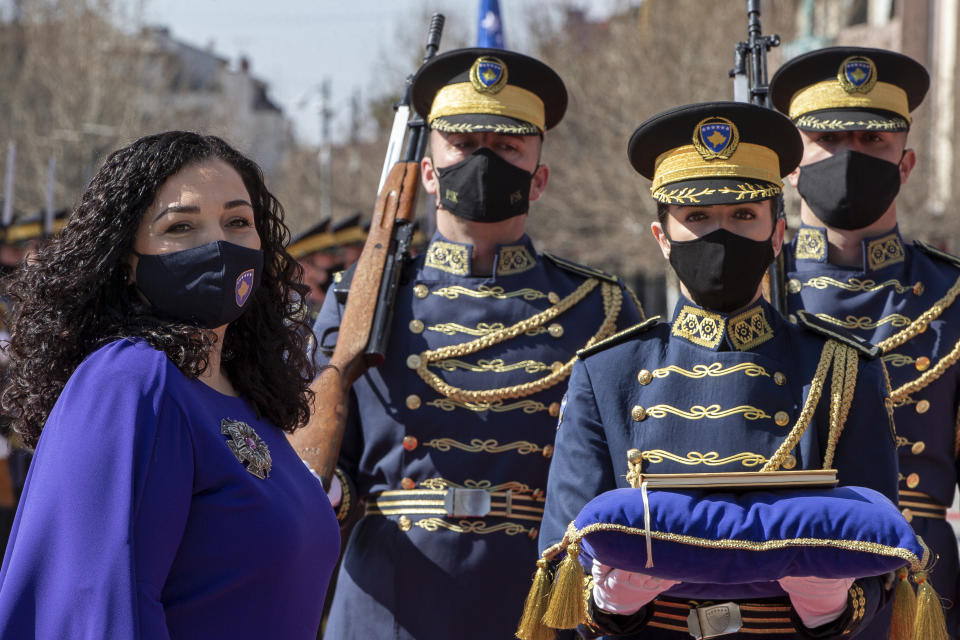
[877,275,960,353]
[413,279,621,403]
[763,341,837,471]
[823,345,859,469]
[889,339,960,402]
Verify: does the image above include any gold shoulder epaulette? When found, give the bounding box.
[542,252,619,283]
[577,317,660,359]
[914,239,960,270]
[795,310,880,358]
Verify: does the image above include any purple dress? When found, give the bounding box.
[0,339,338,639]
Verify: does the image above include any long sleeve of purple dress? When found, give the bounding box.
[0,339,338,639]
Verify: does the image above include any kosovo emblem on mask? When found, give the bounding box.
[693,117,740,160]
[838,56,877,94]
[235,269,255,307]
[470,56,508,94]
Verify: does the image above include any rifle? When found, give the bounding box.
[730,0,787,314]
[288,14,445,490]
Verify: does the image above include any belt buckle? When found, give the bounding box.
[687,602,743,639]
[443,488,491,517]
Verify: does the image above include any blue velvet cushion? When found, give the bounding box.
[574,486,927,600]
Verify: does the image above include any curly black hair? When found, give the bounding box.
[2,131,315,447]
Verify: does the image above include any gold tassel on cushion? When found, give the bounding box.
[516,558,555,640]
[543,539,587,629]
[913,570,948,640]
[888,567,916,640]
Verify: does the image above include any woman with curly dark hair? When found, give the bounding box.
[0,131,339,638]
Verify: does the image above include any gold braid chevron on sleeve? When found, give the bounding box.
[653,362,770,380]
[413,280,621,403]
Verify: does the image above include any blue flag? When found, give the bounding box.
[476,0,505,49]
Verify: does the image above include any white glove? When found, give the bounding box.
[591,559,679,615]
[778,576,854,629]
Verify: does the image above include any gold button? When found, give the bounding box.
[911,441,926,455]
[906,473,920,489]
[398,515,412,531]
[548,323,564,338]
[631,405,647,422]
[542,445,554,459]
[548,402,561,417]
[901,508,914,523]
[401,477,416,490]
[548,291,560,304]
[413,284,429,299]
[913,282,925,296]
[403,435,419,451]
[409,319,424,334]
[637,369,653,385]
[773,372,786,386]
[406,354,423,369]
[774,411,790,427]
[551,361,564,372]
[527,527,539,540]
[406,394,421,410]
[788,314,798,324]
[916,399,930,414]
[782,454,797,469]
[788,278,802,294]
[915,357,931,372]
[627,448,643,464]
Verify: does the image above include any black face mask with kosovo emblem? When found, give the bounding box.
[435,147,534,223]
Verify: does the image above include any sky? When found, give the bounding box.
[133,0,631,146]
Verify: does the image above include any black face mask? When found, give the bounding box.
[435,147,533,222]
[135,240,263,329]
[668,227,775,313]
[797,150,902,230]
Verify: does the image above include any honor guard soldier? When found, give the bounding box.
[309,48,644,640]
[770,47,960,635]
[287,218,336,319]
[538,102,899,639]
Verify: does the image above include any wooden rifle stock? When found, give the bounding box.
[288,162,421,486]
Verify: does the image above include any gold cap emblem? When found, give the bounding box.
[469,56,508,94]
[837,56,878,94]
[692,117,740,160]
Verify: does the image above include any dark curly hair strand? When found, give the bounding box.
[2,131,315,447]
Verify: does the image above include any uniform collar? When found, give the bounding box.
[670,297,775,352]
[793,224,905,273]
[422,231,538,278]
